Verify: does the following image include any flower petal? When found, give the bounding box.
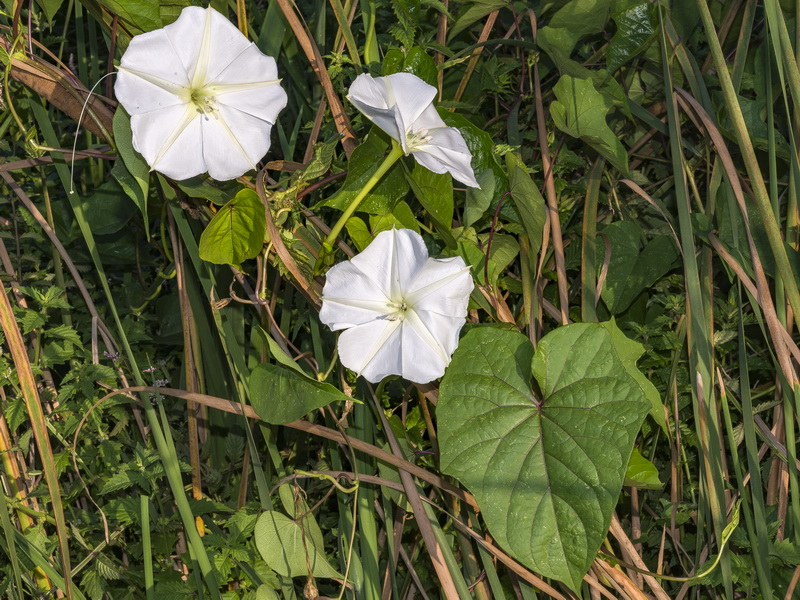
[412,127,480,188]
[320,261,394,330]
[213,49,288,124]
[337,319,404,383]
[162,6,252,86]
[347,74,403,143]
[405,257,473,315]
[115,28,188,114]
[399,311,458,383]
[384,73,438,135]
[129,104,206,180]
[408,103,447,132]
[200,105,274,180]
[349,229,428,300]
[115,69,185,115]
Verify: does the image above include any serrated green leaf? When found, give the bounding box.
[551,75,629,174]
[199,189,266,267]
[254,511,341,579]
[44,324,82,346]
[438,322,652,591]
[250,363,350,424]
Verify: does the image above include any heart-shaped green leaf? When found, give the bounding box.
[198,188,265,268]
[438,322,653,591]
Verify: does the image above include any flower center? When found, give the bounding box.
[386,299,410,321]
[189,87,218,116]
[405,129,432,151]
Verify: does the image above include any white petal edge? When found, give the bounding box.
[383,73,438,136]
[337,319,404,383]
[412,127,480,188]
[348,229,429,301]
[320,261,394,330]
[130,105,207,180]
[347,73,403,144]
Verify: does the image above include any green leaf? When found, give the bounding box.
[455,229,519,286]
[463,169,495,228]
[537,0,612,60]
[407,163,454,246]
[321,130,408,214]
[34,0,65,22]
[606,1,657,73]
[599,221,679,314]
[112,109,150,223]
[449,0,508,40]
[256,585,280,600]
[94,0,161,33]
[198,189,266,267]
[250,363,350,424]
[438,322,653,591]
[83,177,139,235]
[438,109,509,208]
[624,449,662,489]
[370,201,420,234]
[505,153,546,255]
[551,75,629,174]
[382,46,438,87]
[176,178,242,206]
[402,47,438,87]
[345,217,373,251]
[254,511,341,579]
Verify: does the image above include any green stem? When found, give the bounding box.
[323,142,405,251]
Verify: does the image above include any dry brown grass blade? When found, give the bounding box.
[274,0,357,157]
[167,213,205,536]
[453,10,498,103]
[675,88,798,386]
[256,168,323,308]
[100,385,480,511]
[0,283,73,597]
[530,9,569,324]
[370,391,461,600]
[609,514,670,600]
[1,36,114,141]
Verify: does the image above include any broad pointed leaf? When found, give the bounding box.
[438,322,652,591]
[198,189,265,267]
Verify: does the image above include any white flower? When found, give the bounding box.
[347,73,480,188]
[320,228,473,383]
[114,6,287,181]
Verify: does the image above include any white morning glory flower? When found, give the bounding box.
[347,73,480,188]
[114,6,288,181]
[320,228,473,384]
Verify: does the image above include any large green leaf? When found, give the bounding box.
[537,0,611,60]
[320,130,408,215]
[599,221,679,314]
[254,511,341,579]
[198,189,265,267]
[250,363,350,424]
[438,322,653,590]
[94,0,161,33]
[606,0,657,73]
[551,75,629,174]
